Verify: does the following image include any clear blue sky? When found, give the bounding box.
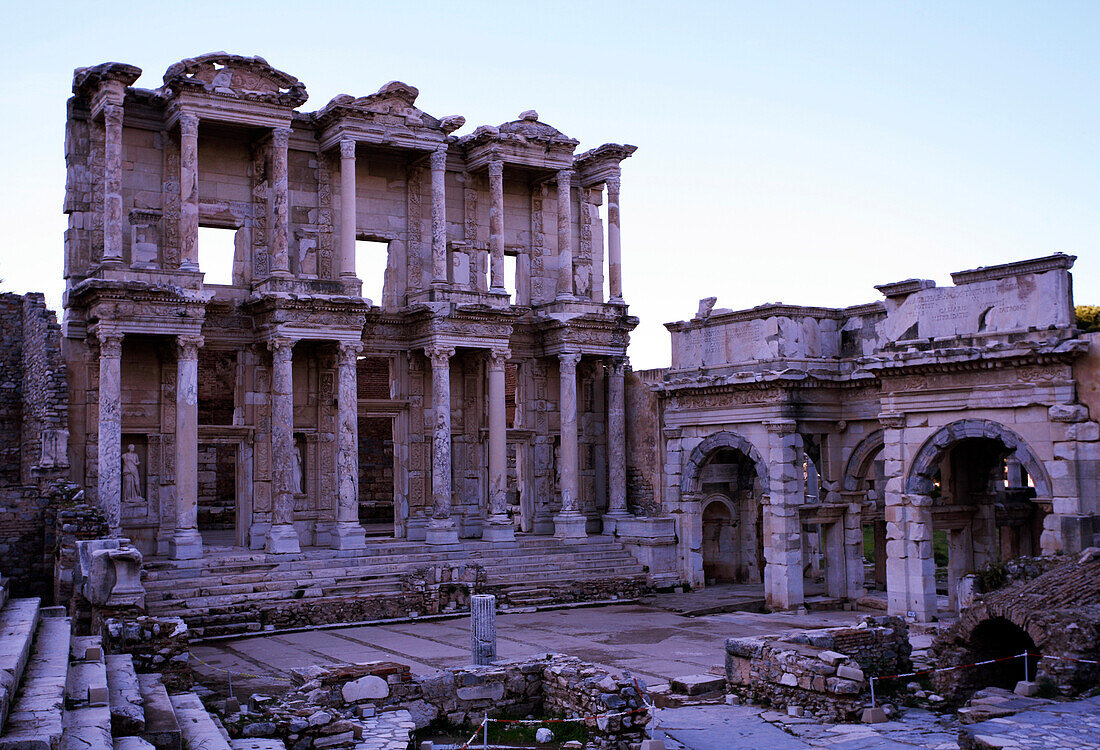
[1,1,1096,368]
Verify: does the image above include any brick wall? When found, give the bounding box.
[0,293,70,596]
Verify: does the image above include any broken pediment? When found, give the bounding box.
[316,81,463,133]
[497,110,579,146]
[161,52,308,107]
[72,62,142,97]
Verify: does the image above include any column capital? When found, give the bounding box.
[103,103,124,129]
[267,336,296,362]
[430,145,448,170]
[425,344,455,368]
[272,126,292,148]
[556,168,575,183]
[558,351,582,372]
[605,172,621,194]
[488,348,511,371]
[176,335,204,361]
[179,112,199,136]
[98,332,124,358]
[339,138,356,159]
[610,356,629,375]
[338,340,364,359]
[488,159,504,178]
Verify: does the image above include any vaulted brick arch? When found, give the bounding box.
[905,419,1052,498]
[681,430,769,496]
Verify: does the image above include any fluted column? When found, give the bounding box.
[554,351,586,539]
[179,113,200,271]
[603,356,630,534]
[488,159,506,292]
[171,335,204,559]
[556,169,575,300]
[484,348,514,542]
[102,104,125,266]
[97,333,124,535]
[426,344,459,544]
[266,337,301,553]
[430,146,448,285]
[270,127,292,277]
[339,139,358,280]
[606,170,623,302]
[334,341,366,549]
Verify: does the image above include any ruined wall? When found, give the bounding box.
[625,367,662,516]
[0,293,70,594]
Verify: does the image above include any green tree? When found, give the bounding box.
[1076,306,1100,333]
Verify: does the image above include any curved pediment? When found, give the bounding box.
[316,81,465,134]
[162,52,307,107]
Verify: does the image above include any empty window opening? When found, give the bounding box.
[198,349,237,425]
[503,252,518,301]
[197,226,236,285]
[505,363,519,428]
[356,240,389,304]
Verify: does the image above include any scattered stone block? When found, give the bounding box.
[669,674,725,696]
[1014,681,1040,697]
[862,706,888,723]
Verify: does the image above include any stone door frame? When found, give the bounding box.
[196,426,254,547]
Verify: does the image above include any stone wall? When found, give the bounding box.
[222,654,650,750]
[725,615,910,722]
[0,293,69,595]
[625,368,662,517]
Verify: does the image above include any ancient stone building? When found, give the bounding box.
[638,254,1100,620]
[61,52,644,565]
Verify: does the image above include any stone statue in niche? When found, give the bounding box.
[295,232,318,278]
[121,444,144,503]
[292,440,305,494]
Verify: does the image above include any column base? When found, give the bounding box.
[425,517,460,545]
[482,516,515,543]
[333,521,367,550]
[265,523,301,554]
[169,528,203,560]
[554,511,588,541]
[602,510,631,536]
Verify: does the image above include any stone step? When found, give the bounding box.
[65,655,109,710]
[168,692,230,750]
[228,741,284,750]
[135,673,180,750]
[0,599,42,731]
[0,616,72,750]
[106,655,144,735]
[115,737,157,750]
[61,705,112,750]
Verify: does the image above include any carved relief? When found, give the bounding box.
[407,165,424,291]
[317,151,335,279]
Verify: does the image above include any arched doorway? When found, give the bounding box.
[907,420,1052,612]
[844,430,887,591]
[683,432,768,585]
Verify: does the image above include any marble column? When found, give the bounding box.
[179,113,200,271]
[470,594,497,665]
[484,348,513,542]
[488,159,506,292]
[763,420,805,610]
[426,344,459,544]
[430,146,448,285]
[339,138,358,280]
[102,104,125,266]
[603,356,630,534]
[606,170,623,302]
[556,169,575,300]
[267,337,301,553]
[171,335,204,559]
[554,351,586,540]
[270,127,292,277]
[334,341,366,549]
[97,333,123,535]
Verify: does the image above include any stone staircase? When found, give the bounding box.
[0,586,260,750]
[142,536,651,638]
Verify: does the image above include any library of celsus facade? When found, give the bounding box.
[61,53,642,560]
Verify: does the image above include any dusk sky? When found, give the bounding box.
[1,1,1096,368]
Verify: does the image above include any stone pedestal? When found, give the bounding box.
[333,522,366,550]
[602,510,632,536]
[482,516,515,543]
[169,529,203,561]
[425,517,459,545]
[554,511,588,541]
[470,594,497,666]
[266,523,302,554]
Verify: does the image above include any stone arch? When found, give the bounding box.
[842,429,884,491]
[681,430,769,496]
[702,493,737,517]
[905,419,1052,498]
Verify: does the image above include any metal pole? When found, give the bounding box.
[483,714,489,750]
[869,677,877,708]
[1022,652,1029,683]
